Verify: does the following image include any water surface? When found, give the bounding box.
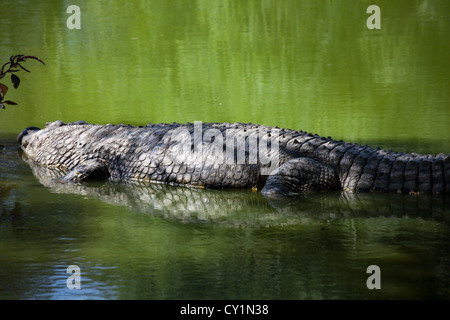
[0,0,449,300]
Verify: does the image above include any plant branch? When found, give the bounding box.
[0,54,45,109]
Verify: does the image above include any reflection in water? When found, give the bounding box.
[24,154,450,226]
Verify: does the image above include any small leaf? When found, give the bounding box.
[0,83,8,95]
[3,100,18,105]
[11,74,20,89]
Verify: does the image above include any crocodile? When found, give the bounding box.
[17,120,450,197]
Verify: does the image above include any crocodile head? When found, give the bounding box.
[17,126,42,157]
[18,121,67,159]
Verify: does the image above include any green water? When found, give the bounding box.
[0,0,449,300]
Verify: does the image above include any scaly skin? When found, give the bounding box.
[18,120,450,197]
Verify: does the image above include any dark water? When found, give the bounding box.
[1,139,449,299]
[1,0,449,300]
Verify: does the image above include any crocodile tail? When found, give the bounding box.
[402,153,449,195]
[429,153,449,195]
[444,154,450,194]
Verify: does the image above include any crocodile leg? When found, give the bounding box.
[57,159,110,183]
[261,158,340,197]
